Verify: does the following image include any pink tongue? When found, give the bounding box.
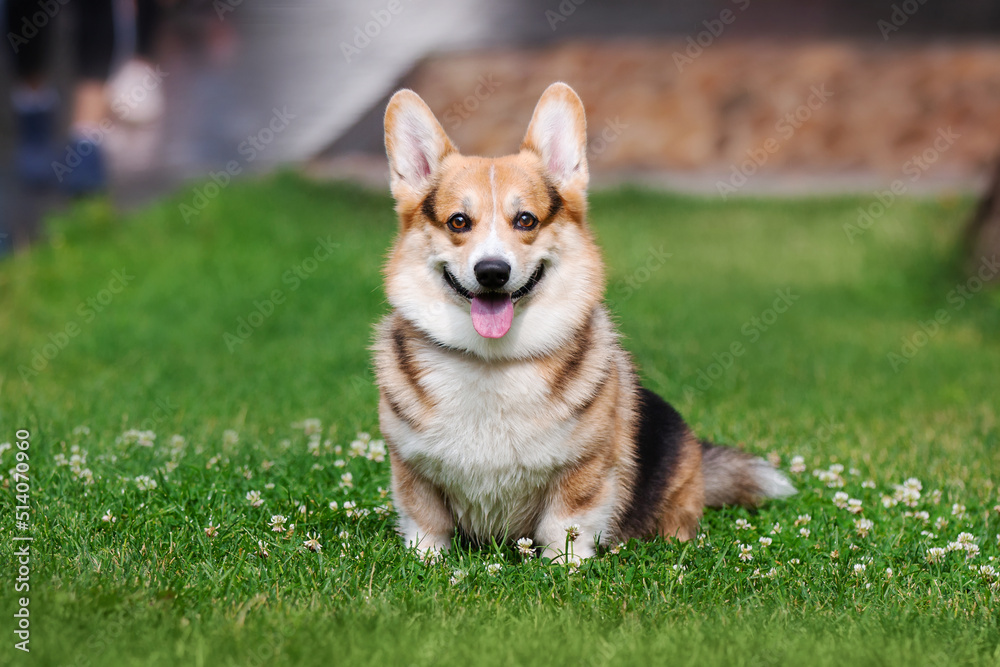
[471,294,514,338]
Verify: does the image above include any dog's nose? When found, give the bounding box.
[474,259,511,289]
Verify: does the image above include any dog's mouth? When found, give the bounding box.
[442,264,545,339]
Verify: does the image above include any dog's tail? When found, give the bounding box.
[700,442,796,508]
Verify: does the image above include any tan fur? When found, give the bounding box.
[374,83,794,558]
[654,433,705,542]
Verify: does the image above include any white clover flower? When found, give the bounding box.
[340,472,354,489]
[799,528,811,538]
[566,554,582,574]
[302,418,322,436]
[814,468,846,488]
[307,437,322,456]
[789,456,806,473]
[565,524,581,542]
[264,482,275,490]
[794,514,811,527]
[737,543,753,562]
[862,480,876,489]
[204,523,219,538]
[122,429,156,447]
[928,489,942,505]
[516,537,535,557]
[789,558,801,565]
[101,510,117,523]
[349,439,368,458]
[853,563,866,575]
[934,517,949,531]
[735,518,754,530]
[134,475,157,491]
[246,490,263,507]
[885,567,893,578]
[881,495,898,508]
[338,530,350,539]
[73,425,91,436]
[449,569,467,585]
[847,498,863,514]
[609,542,625,555]
[759,536,772,547]
[257,540,270,559]
[223,430,239,446]
[893,482,920,507]
[169,434,186,449]
[855,518,874,538]
[333,459,346,468]
[926,547,947,563]
[298,504,307,515]
[303,533,322,552]
[486,563,502,575]
[833,491,850,509]
[920,530,937,539]
[905,510,929,523]
[329,501,339,511]
[770,523,782,535]
[378,487,389,499]
[269,515,288,532]
[367,439,387,463]
[951,503,967,520]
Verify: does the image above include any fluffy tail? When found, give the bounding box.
[701,442,796,508]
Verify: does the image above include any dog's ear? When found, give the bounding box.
[521,82,588,191]
[384,89,456,201]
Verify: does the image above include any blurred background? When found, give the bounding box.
[2,0,1000,257]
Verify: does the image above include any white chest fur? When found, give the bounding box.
[392,346,580,540]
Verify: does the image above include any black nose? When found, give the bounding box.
[474,259,511,289]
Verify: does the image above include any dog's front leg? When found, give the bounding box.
[390,451,454,557]
[534,470,618,562]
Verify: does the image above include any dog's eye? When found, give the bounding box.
[447,213,471,233]
[514,212,538,230]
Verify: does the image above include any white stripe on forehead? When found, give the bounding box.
[470,163,513,270]
[489,165,498,233]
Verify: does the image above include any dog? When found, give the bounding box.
[373,82,795,560]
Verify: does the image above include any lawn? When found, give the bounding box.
[1,173,998,666]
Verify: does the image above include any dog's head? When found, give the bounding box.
[383,82,605,360]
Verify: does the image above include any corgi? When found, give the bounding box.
[373,82,795,560]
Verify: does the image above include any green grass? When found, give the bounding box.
[1,173,999,666]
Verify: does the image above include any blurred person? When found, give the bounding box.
[5,0,162,194]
